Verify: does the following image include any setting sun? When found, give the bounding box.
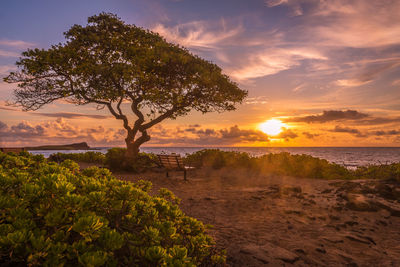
[259,119,285,136]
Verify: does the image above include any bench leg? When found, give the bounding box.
[184,169,187,181]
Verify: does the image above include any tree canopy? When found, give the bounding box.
[5,13,247,157]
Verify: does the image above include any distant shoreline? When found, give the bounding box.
[25,142,93,151]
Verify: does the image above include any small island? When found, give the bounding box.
[25,142,91,150]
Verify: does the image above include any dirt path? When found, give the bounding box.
[112,167,400,266]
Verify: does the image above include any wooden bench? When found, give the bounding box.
[0,147,25,153]
[157,154,192,180]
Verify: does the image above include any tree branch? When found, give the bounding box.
[114,96,131,131]
[140,107,177,130]
[126,92,144,121]
[66,75,132,132]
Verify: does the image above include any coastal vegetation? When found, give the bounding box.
[185,149,400,181]
[5,13,247,161]
[48,149,158,172]
[49,151,106,164]
[185,149,351,180]
[47,148,400,181]
[0,152,225,266]
[1,149,399,265]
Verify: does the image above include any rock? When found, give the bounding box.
[329,215,340,220]
[377,220,388,226]
[284,209,304,216]
[281,186,302,195]
[368,200,400,217]
[345,221,359,226]
[345,234,375,245]
[273,247,300,263]
[294,248,306,254]
[322,236,344,243]
[379,209,391,219]
[357,234,376,245]
[308,199,316,205]
[336,223,347,229]
[322,188,333,194]
[375,183,396,200]
[333,205,344,211]
[345,194,379,212]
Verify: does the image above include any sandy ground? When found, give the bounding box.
[80,163,400,266]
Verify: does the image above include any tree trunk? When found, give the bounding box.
[125,141,140,159]
[124,130,151,161]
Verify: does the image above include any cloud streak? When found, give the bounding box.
[285,110,369,123]
[152,20,242,50]
[229,48,327,80]
[32,112,110,119]
[329,125,365,137]
[0,39,35,48]
[0,49,19,58]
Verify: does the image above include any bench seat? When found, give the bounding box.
[157,154,192,180]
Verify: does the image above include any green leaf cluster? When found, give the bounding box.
[5,12,246,119]
[49,152,106,164]
[0,152,225,266]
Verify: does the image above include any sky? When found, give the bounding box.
[1,0,400,147]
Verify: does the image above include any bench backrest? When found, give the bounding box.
[157,154,184,170]
[0,147,25,153]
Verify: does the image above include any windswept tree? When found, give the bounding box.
[5,13,247,159]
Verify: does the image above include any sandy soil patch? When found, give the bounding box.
[87,164,400,266]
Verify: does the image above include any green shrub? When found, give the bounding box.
[105,148,158,172]
[354,163,400,181]
[0,152,225,266]
[49,151,106,164]
[185,149,352,180]
[184,149,254,170]
[256,152,351,180]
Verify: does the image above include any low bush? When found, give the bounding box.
[0,152,225,266]
[354,163,400,181]
[256,152,351,180]
[184,149,255,170]
[105,148,158,172]
[49,151,106,164]
[185,149,352,180]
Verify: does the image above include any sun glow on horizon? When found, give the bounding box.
[259,119,286,136]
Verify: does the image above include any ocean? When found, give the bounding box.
[28,147,400,169]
